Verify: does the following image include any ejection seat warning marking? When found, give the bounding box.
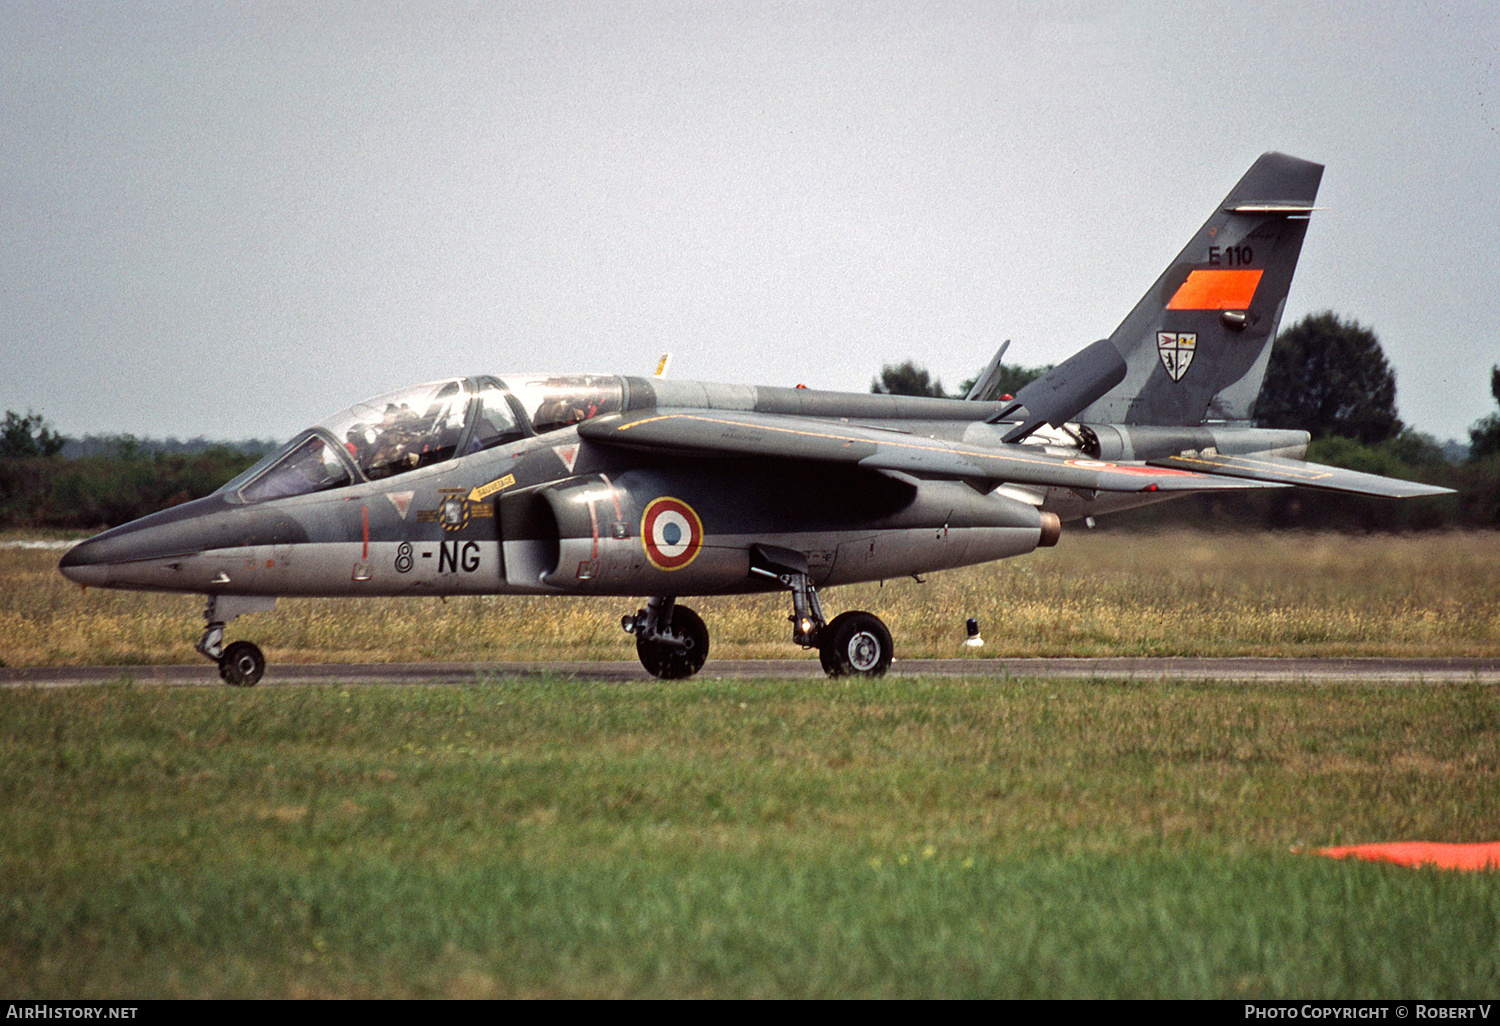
[469,474,516,503]
[417,499,493,530]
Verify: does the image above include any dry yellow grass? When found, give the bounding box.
[3,529,1497,667]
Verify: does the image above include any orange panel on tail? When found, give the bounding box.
[1166,269,1263,310]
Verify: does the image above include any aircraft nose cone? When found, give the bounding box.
[56,494,227,589]
[58,536,114,587]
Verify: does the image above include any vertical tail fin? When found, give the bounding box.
[1078,152,1323,427]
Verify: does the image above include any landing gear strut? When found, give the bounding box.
[622,596,709,680]
[194,595,276,687]
[752,544,893,678]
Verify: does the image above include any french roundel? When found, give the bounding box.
[641,497,703,571]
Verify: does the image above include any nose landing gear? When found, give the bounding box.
[194,595,276,687]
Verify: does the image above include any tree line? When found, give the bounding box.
[0,413,271,530]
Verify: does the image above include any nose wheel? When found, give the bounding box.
[194,595,276,687]
[218,641,266,687]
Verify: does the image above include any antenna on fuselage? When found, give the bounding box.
[653,352,672,378]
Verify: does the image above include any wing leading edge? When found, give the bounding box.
[578,410,1284,495]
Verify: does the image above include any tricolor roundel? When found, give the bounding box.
[641,497,703,571]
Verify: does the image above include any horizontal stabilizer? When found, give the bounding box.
[992,339,1127,442]
[581,409,1285,495]
[1151,452,1453,498]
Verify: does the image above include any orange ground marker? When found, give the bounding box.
[1314,841,1500,871]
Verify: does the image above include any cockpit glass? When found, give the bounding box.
[238,435,352,503]
[467,379,527,453]
[322,379,472,481]
[220,375,562,503]
[507,375,622,434]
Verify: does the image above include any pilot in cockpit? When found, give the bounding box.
[533,392,602,433]
[345,402,423,479]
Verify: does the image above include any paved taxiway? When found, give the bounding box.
[3,657,1498,688]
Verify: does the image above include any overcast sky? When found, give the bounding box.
[3,1,1497,444]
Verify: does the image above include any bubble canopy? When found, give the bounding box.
[219,375,623,503]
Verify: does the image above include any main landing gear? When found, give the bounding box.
[194,595,276,686]
[622,544,894,681]
[816,610,895,677]
[751,543,893,678]
[621,596,710,680]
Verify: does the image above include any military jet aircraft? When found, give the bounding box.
[59,152,1448,685]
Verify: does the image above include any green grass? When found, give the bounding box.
[3,675,1498,997]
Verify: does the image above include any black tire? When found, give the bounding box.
[818,611,892,677]
[636,605,710,680]
[817,616,847,676]
[219,641,266,687]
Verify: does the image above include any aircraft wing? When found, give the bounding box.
[578,410,1284,494]
[1149,452,1453,498]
